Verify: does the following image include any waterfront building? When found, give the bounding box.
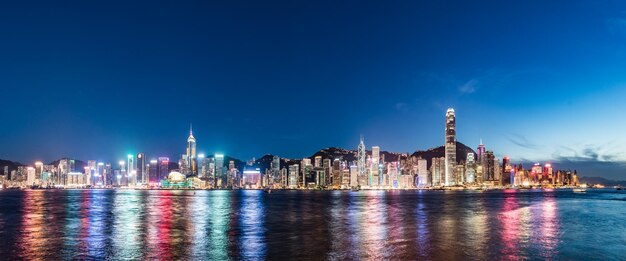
[314,156,322,168]
[66,172,86,188]
[484,151,496,183]
[136,153,146,184]
[430,157,445,186]
[158,157,169,182]
[160,171,189,189]
[357,136,366,187]
[215,154,225,187]
[127,154,136,186]
[149,160,158,185]
[322,158,332,186]
[371,146,380,184]
[26,166,36,186]
[417,158,428,187]
[271,156,280,185]
[465,152,476,184]
[445,108,457,186]
[288,164,299,189]
[477,139,485,162]
[349,164,358,188]
[455,164,465,184]
[242,167,262,189]
[186,125,197,176]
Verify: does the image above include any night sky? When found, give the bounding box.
[1,0,625,179]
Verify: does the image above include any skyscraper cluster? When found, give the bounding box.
[0,111,580,190]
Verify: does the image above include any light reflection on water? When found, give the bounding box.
[0,189,625,260]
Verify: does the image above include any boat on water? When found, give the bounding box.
[573,188,587,193]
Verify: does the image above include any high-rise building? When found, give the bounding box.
[288,164,299,189]
[484,151,496,182]
[271,156,280,184]
[349,164,358,188]
[314,156,322,168]
[466,153,476,184]
[371,146,380,185]
[445,108,457,186]
[186,125,197,175]
[149,160,158,184]
[158,157,170,182]
[417,158,428,187]
[215,154,225,187]
[136,153,146,184]
[477,139,485,162]
[127,154,136,186]
[357,136,366,186]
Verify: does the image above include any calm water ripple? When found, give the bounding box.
[0,189,625,260]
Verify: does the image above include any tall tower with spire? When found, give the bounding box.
[357,135,366,187]
[186,124,197,175]
[445,108,456,186]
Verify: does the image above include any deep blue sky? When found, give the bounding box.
[1,0,625,179]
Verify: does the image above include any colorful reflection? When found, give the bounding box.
[111,190,143,259]
[0,189,615,260]
[239,190,267,260]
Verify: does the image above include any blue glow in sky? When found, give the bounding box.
[0,0,625,179]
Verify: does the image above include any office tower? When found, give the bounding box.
[417,158,428,187]
[484,151,495,182]
[288,164,299,189]
[271,156,280,184]
[349,164,358,188]
[371,146,380,186]
[58,159,70,185]
[445,108,456,186]
[466,152,476,184]
[215,154,225,187]
[199,154,214,179]
[149,160,158,184]
[127,155,136,186]
[136,153,146,184]
[86,160,96,186]
[322,158,332,186]
[186,125,197,175]
[357,136,366,186]
[314,156,322,168]
[430,157,445,186]
[477,139,485,162]
[544,163,553,184]
[158,157,169,182]
[26,166,36,186]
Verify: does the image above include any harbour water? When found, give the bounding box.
[0,189,624,260]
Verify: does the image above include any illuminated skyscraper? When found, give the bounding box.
[477,139,485,162]
[371,146,380,186]
[127,154,136,186]
[215,154,224,187]
[288,164,299,189]
[158,157,169,182]
[186,125,197,175]
[466,153,476,184]
[417,158,428,187]
[445,108,456,186]
[136,153,146,184]
[484,151,496,182]
[357,136,366,186]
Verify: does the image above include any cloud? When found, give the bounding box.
[505,133,539,150]
[458,79,478,94]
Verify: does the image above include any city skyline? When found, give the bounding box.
[1,0,626,180]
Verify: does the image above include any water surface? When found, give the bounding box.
[0,189,624,260]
